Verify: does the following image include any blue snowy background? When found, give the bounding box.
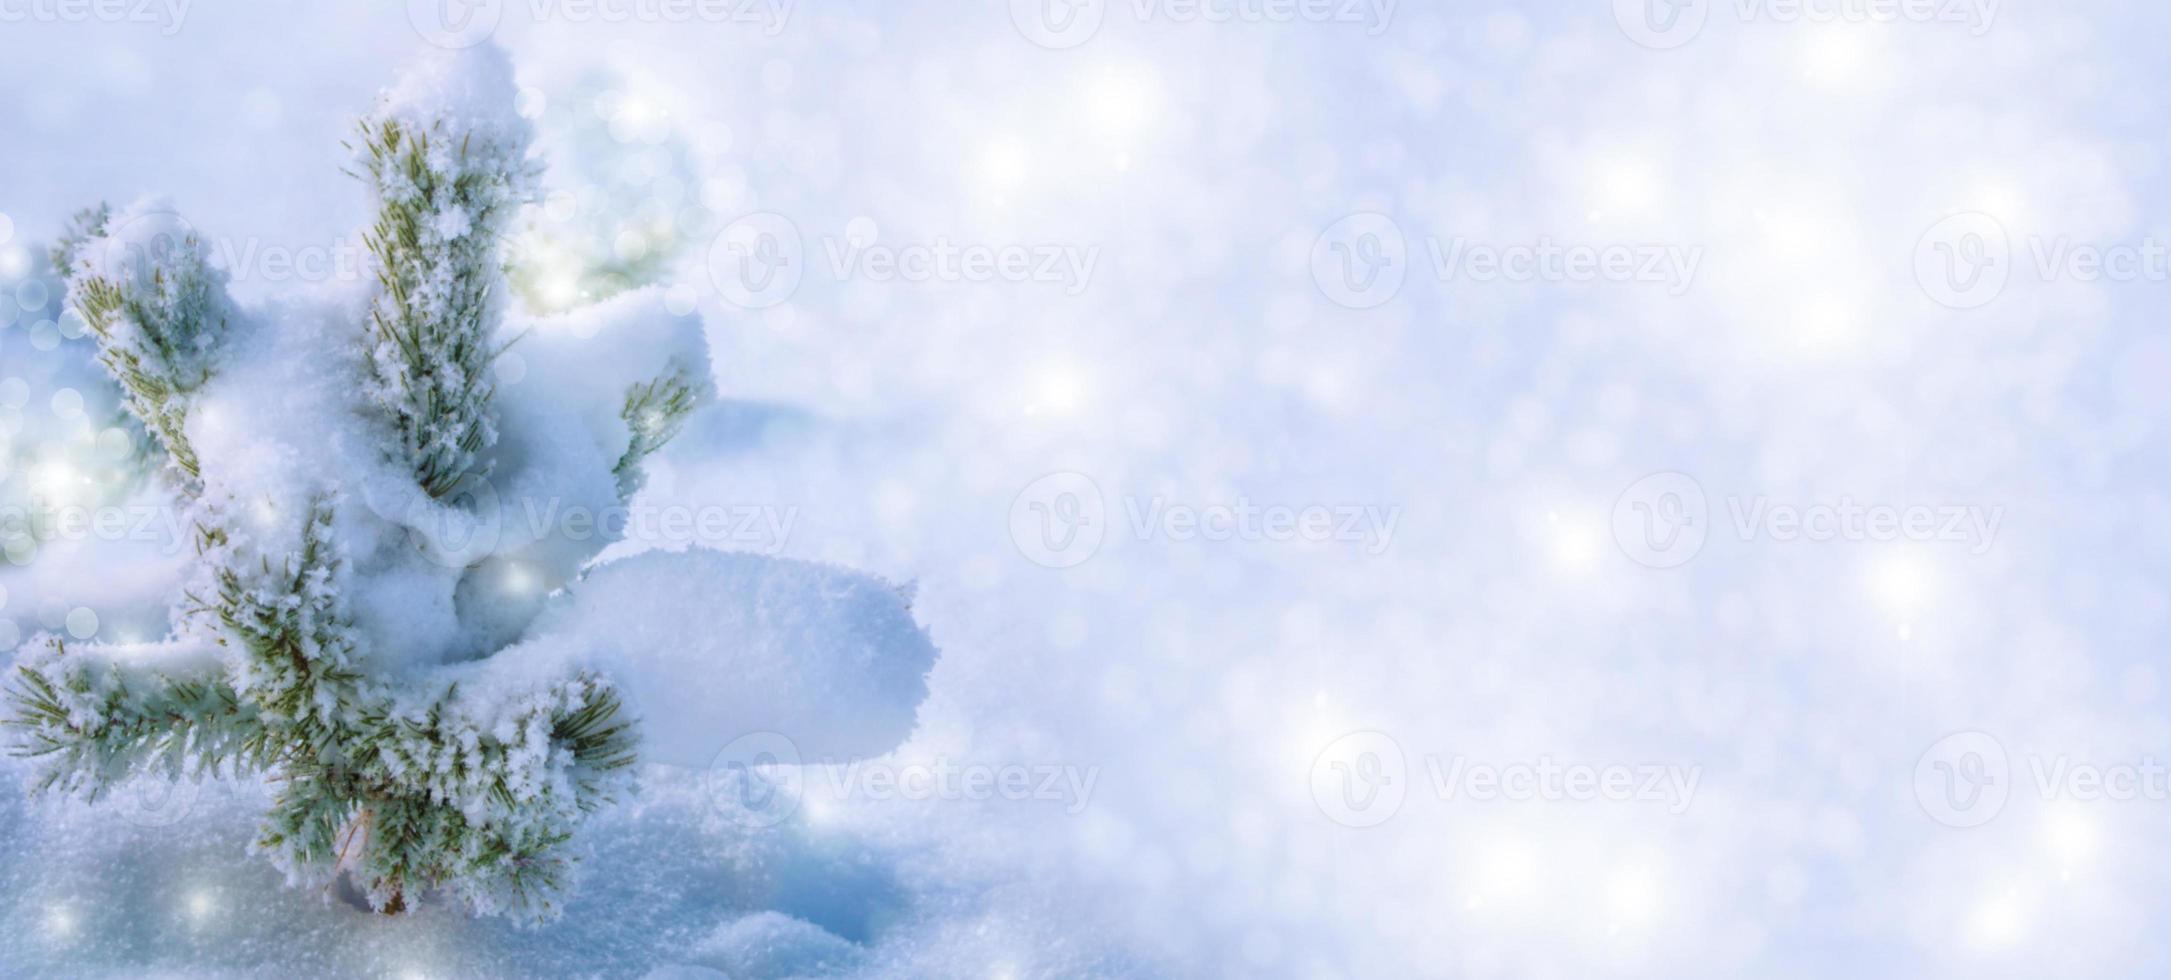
[5,0,2171,976]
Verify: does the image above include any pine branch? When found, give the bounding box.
[49,202,112,272]
[353,111,530,498]
[59,202,234,487]
[1,637,256,798]
[613,371,701,498]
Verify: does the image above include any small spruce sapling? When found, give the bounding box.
[1,46,723,921]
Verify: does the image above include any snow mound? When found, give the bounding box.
[480,286,714,576]
[493,549,937,767]
[673,911,865,978]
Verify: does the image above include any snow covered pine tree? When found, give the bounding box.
[2,46,935,921]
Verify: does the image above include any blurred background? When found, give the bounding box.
[4,0,2171,976]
